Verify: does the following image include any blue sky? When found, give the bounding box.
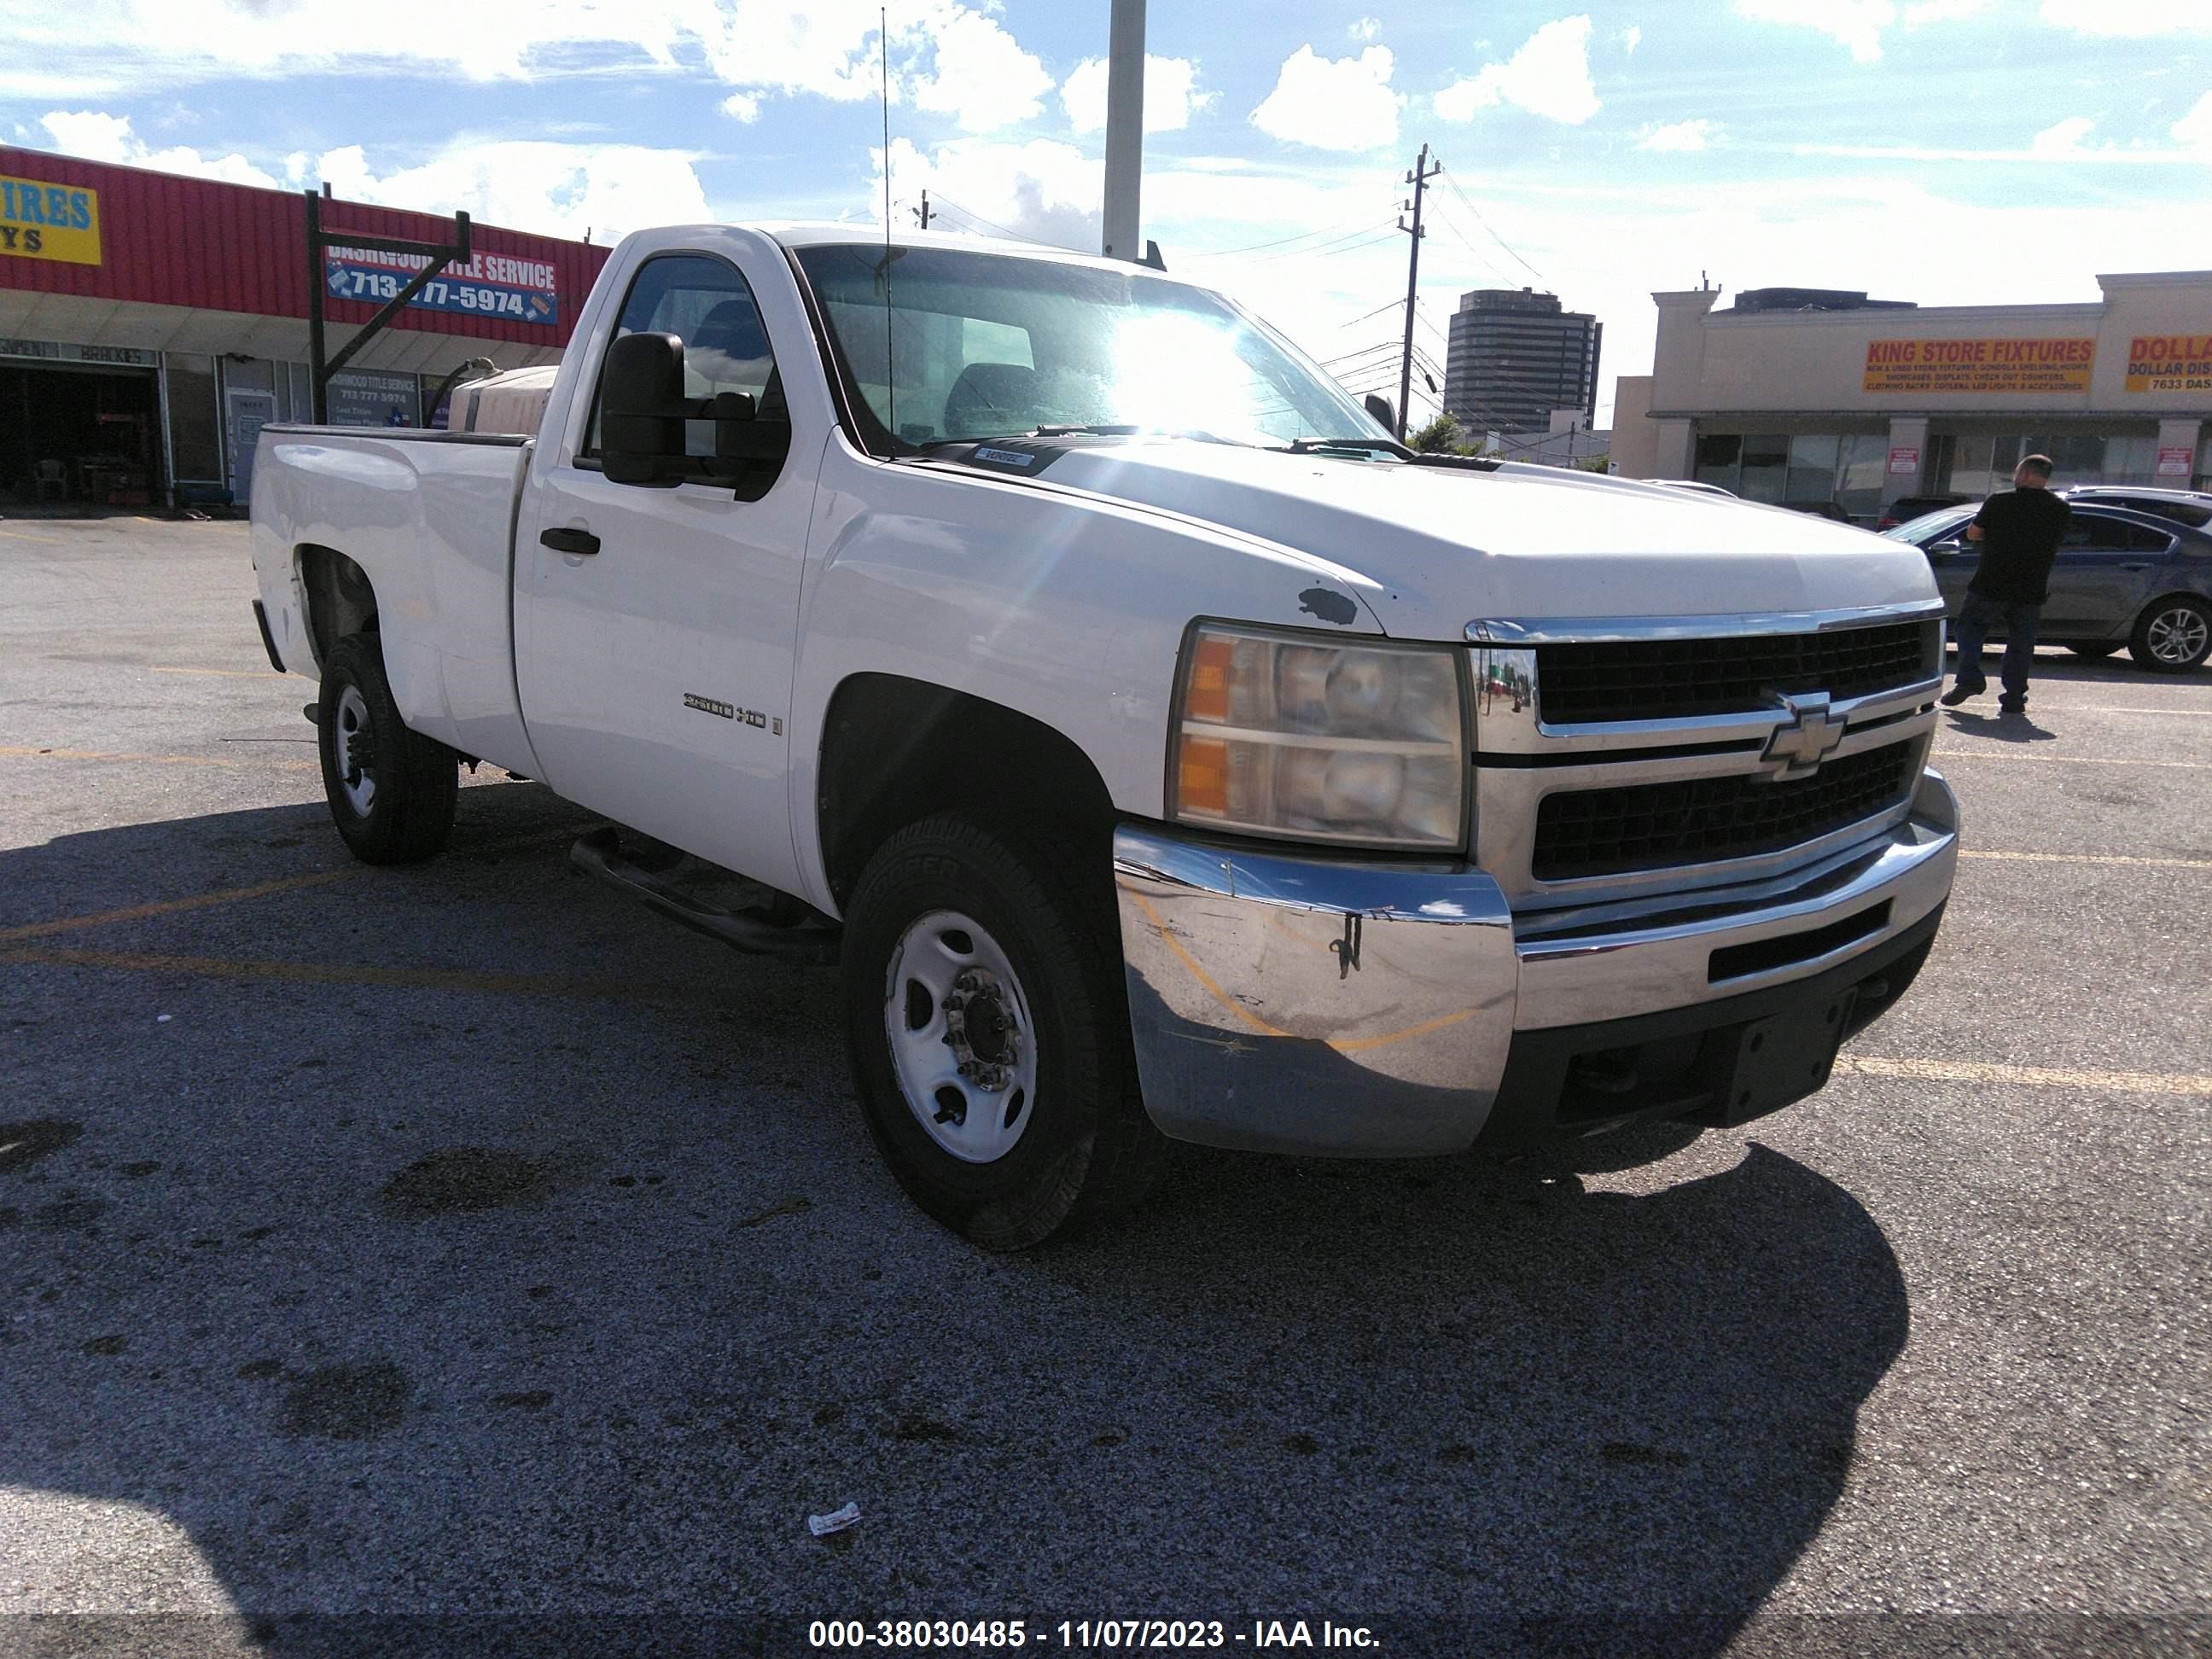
[3,0,2206,423]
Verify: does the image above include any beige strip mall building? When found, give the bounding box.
[1610,271,2211,521]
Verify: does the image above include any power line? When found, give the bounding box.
[928,195,1062,248]
[1246,222,1400,263]
[1434,169,1547,283]
[1196,211,1398,259]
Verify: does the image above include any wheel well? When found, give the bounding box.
[297,544,378,672]
[817,675,1117,907]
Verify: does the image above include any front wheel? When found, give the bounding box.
[841,814,1166,1249]
[317,632,458,864]
[2128,595,2212,673]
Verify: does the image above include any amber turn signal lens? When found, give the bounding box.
[1183,634,1235,724]
[1177,736,1230,816]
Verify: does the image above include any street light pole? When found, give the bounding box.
[1101,0,1145,260]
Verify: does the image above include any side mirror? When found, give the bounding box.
[1363,393,1396,435]
[1930,538,1962,556]
[601,332,686,486]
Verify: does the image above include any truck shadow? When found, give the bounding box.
[1,789,1907,1655]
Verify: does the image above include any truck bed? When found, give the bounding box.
[248,425,539,775]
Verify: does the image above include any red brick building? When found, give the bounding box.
[0,146,609,508]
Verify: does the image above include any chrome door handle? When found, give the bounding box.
[539,527,600,556]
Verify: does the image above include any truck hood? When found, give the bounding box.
[967,439,1938,640]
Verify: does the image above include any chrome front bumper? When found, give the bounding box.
[1113,769,1959,1156]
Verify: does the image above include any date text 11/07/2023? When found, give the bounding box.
[806,1619,1380,1650]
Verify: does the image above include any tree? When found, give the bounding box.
[1409,412,1467,454]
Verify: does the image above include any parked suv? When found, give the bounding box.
[1883,502,2212,672]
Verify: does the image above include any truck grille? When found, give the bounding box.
[1535,620,1938,725]
[1532,741,1918,882]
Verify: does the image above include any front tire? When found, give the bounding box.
[841,814,1166,1250]
[2128,595,2212,673]
[317,632,457,864]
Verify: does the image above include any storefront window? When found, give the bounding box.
[163,353,220,488]
[1944,434,2002,500]
[1837,434,1888,520]
[2023,434,2104,483]
[2103,435,2156,486]
[1693,431,1740,487]
[1785,433,1839,504]
[1738,434,1788,503]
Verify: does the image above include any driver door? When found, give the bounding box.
[515,249,812,894]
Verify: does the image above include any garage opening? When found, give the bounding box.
[0,360,163,509]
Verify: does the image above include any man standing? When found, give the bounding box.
[1941,453,2071,714]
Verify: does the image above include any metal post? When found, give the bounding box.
[305,189,328,424]
[1101,0,1145,260]
[1396,145,1440,444]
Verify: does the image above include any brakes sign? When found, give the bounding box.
[2125,335,2212,394]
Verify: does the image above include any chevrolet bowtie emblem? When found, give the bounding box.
[1760,691,1847,781]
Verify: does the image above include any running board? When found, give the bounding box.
[568,828,841,964]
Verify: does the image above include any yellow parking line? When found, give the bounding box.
[1842,1055,2212,1097]
[1959,849,2212,871]
[1931,750,2209,769]
[0,744,318,773]
[0,943,728,1004]
[149,667,289,681]
[0,870,358,944]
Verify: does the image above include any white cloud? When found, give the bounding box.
[910,7,1054,133]
[314,140,710,242]
[1637,118,1721,152]
[1061,55,1213,136]
[877,134,1102,251]
[38,108,280,187]
[1349,15,1382,40]
[1901,0,1997,22]
[1621,24,1643,52]
[2029,115,2098,155]
[2040,0,2212,33]
[1435,16,1601,126]
[720,92,761,124]
[1732,0,1898,62]
[0,1,1057,132]
[2172,90,2212,148]
[1250,45,1402,151]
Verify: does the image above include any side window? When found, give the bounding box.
[585,253,779,460]
[2127,524,2176,554]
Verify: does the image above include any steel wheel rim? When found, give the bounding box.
[335,684,376,815]
[883,908,1039,1164]
[2146,606,2209,666]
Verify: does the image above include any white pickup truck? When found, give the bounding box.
[249,223,1959,1247]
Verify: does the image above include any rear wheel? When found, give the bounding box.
[2128,595,2212,673]
[2065,642,2122,660]
[317,633,457,863]
[841,814,1166,1249]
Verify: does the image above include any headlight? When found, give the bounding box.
[1169,622,1466,849]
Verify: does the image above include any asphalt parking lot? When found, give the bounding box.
[3,515,2207,1656]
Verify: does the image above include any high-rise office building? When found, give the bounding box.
[1443,288,1602,435]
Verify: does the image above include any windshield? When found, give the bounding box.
[1881,507,1976,541]
[792,242,1387,454]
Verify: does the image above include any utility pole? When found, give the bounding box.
[1100,0,1145,259]
[1395,143,1441,443]
[915,189,933,230]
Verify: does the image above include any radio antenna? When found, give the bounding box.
[881,5,897,455]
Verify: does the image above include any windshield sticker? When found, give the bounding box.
[972,445,1036,469]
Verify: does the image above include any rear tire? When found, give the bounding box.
[841,814,1166,1250]
[2065,642,2122,660]
[317,633,457,864]
[2128,595,2212,673]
